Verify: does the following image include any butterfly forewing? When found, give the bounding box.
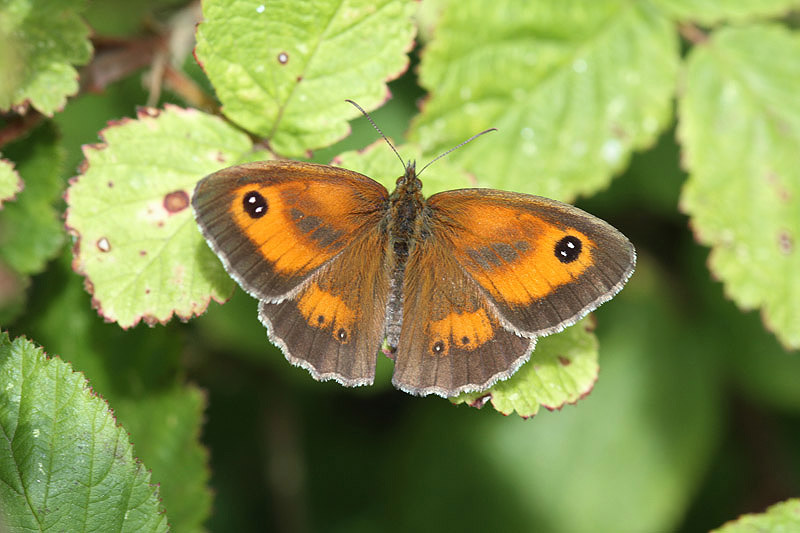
[426,189,636,337]
[192,160,389,301]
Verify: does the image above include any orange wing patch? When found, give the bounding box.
[296,281,357,342]
[427,308,494,356]
[231,184,325,276]
[462,223,595,304]
[230,182,366,276]
[437,200,596,304]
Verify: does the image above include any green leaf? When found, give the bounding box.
[0,158,23,207]
[195,0,416,156]
[412,0,678,200]
[454,317,598,417]
[713,499,800,533]
[679,25,800,349]
[0,0,92,115]
[22,256,211,532]
[655,0,798,24]
[0,124,65,276]
[0,332,168,532]
[65,106,250,328]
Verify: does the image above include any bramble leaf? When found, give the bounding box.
[713,499,800,533]
[0,0,92,115]
[0,159,22,207]
[65,106,250,328]
[0,124,65,276]
[412,0,678,201]
[453,317,598,417]
[195,0,416,156]
[24,257,211,531]
[679,25,800,349]
[0,332,168,532]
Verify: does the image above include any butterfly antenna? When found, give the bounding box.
[417,128,497,177]
[345,99,406,168]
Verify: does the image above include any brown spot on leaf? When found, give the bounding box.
[107,181,114,188]
[96,237,111,252]
[468,394,492,409]
[778,229,794,255]
[140,250,147,256]
[558,355,571,366]
[765,171,791,203]
[163,190,189,213]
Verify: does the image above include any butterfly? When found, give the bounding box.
[192,110,635,398]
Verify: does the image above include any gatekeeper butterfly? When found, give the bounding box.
[192,104,635,397]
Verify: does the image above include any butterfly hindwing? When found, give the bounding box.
[259,226,391,386]
[392,234,534,397]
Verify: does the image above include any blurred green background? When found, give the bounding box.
[3,1,800,532]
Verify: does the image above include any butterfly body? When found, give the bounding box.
[192,159,635,397]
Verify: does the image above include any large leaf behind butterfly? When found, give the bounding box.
[679,25,800,349]
[195,0,416,156]
[412,0,678,200]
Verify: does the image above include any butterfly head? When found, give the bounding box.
[396,160,421,190]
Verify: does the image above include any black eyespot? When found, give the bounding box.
[317,315,325,324]
[243,191,267,218]
[432,341,445,354]
[461,336,470,345]
[337,328,347,341]
[555,236,582,263]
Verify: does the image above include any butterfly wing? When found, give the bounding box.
[193,160,391,385]
[259,224,390,386]
[192,160,389,300]
[392,235,534,396]
[427,189,635,336]
[392,189,635,397]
